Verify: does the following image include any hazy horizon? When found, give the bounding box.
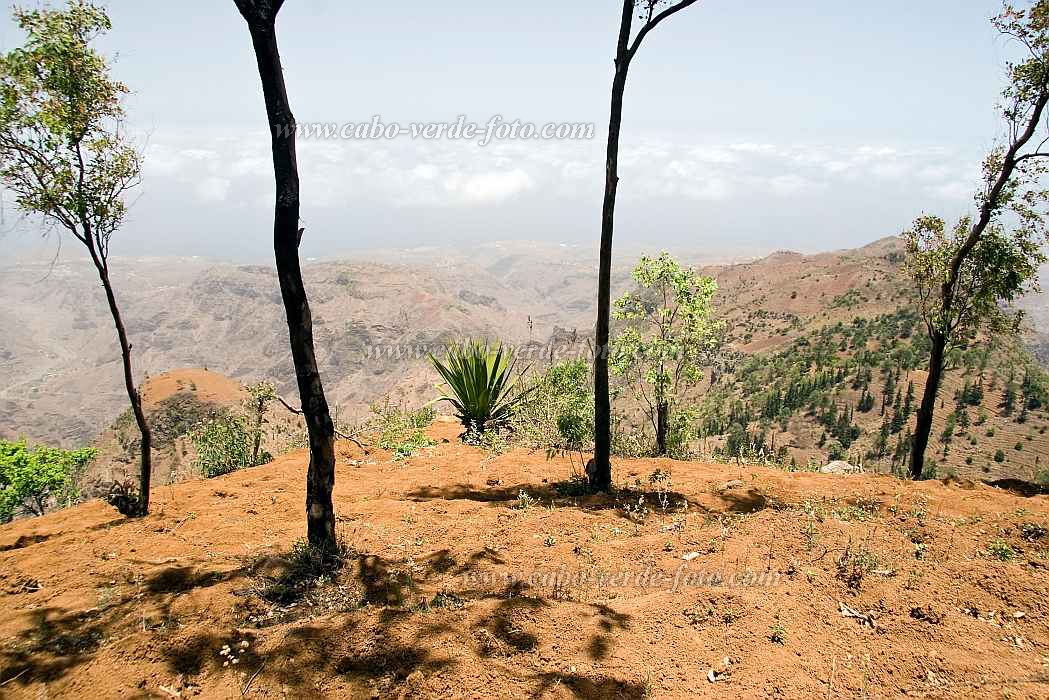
[0,0,1017,263]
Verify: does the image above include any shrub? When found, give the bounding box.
[191,413,265,478]
[430,339,528,438]
[98,475,142,517]
[836,539,880,590]
[987,539,1015,561]
[0,440,95,521]
[512,359,594,453]
[255,537,352,605]
[370,400,436,458]
[1036,468,1049,490]
[391,431,436,461]
[994,449,1006,463]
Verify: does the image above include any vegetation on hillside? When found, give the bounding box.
[430,340,530,441]
[0,440,95,523]
[0,0,152,514]
[904,0,1049,478]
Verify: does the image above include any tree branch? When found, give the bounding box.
[275,394,367,451]
[626,0,702,63]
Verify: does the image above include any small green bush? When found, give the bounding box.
[512,359,594,452]
[0,440,95,521]
[994,449,1006,463]
[370,400,436,459]
[192,413,265,478]
[987,539,1015,561]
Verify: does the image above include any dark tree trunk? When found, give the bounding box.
[910,332,945,479]
[591,0,635,493]
[83,239,151,514]
[655,401,669,456]
[237,1,337,549]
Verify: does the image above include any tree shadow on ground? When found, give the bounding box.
[988,478,1048,497]
[1,541,647,697]
[713,486,776,514]
[404,481,698,520]
[530,672,650,699]
[0,560,251,687]
[586,603,632,661]
[228,547,645,697]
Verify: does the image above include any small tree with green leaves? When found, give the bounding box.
[246,381,278,465]
[906,1,1049,479]
[0,440,95,522]
[610,252,723,455]
[0,1,151,513]
[191,414,259,479]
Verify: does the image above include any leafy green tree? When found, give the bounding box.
[246,381,278,465]
[0,440,95,522]
[0,1,152,514]
[610,252,723,455]
[593,0,702,491]
[906,2,1049,479]
[1003,380,1019,416]
[857,388,875,413]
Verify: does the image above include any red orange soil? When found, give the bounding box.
[1,420,1048,698]
[140,369,246,409]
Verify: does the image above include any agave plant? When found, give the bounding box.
[429,340,528,438]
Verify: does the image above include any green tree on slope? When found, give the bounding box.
[0,2,151,513]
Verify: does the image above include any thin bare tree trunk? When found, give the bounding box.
[591,0,635,492]
[83,238,151,513]
[237,2,337,548]
[251,395,265,465]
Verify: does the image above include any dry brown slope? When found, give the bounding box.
[0,422,1047,698]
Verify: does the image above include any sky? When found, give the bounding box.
[0,0,1019,262]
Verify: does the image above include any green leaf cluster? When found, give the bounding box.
[0,439,95,522]
[191,414,264,479]
[0,1,138,245]
[430,339,529,437]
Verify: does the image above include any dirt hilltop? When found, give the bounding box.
[1,421,1048,698]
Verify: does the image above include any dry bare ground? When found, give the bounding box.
[1,420,1048,698]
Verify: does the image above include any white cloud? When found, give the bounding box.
[730,142,779,155]
[927,180,975,200]
[195,176,232,203]
[768,174,818,196]
[443,169,534,204]
[411,164,440,180]
[135,129,979,222]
